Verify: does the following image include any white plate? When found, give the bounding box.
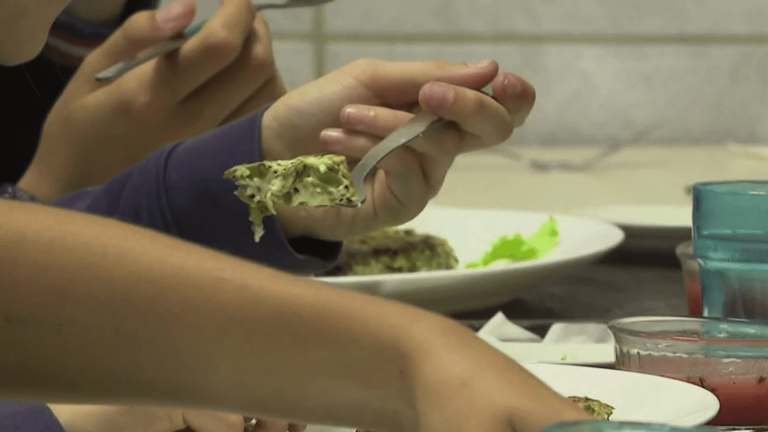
[314,206,625,313]
[524,363,719,426]
[303,364,719,432]
[570,205,691,253]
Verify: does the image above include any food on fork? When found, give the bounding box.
[225,155,358,242]
[322,228,459,276]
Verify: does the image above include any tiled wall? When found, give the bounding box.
[171,0,768,146]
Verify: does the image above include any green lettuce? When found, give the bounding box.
[466,217,559,268]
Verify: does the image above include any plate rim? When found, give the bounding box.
[523,362,721,426]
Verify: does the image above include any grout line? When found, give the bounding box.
[312,8,326,78]
[270,32,316,40]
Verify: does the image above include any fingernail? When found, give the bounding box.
[504,74,522,95]
[320,129,345,145]
[342,106,374,125]
[468,59,494,68]
[156,0,195,34]
[424,82,455,107]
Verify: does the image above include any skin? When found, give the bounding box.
[0,200,590,432]
[0,1,591,431]
[0,0,70,65]
[19,0,287,202]
[64,0,129,23]
[261,58,535,240]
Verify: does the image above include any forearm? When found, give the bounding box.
[64,0,130,24]
[0,199,455,431]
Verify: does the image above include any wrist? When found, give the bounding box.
[17,162,76,203]
[259,104,292,163]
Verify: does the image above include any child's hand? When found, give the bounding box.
[48,404,307,432]
[260,58,535,241]
[20,0,286,202]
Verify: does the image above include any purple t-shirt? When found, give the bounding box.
[0,403,64,432]
[52,107,342,275]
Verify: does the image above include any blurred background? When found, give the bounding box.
[162,0,768,148]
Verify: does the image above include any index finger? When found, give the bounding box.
[344,58,500,107]
[152,0,257,101]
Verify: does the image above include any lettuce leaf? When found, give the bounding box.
[466,217,559,268]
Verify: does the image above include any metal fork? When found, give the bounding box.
[94,0,336,81]
[338,111,447,208]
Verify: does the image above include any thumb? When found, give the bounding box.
[82,0,196,73]
[348,58,499,106]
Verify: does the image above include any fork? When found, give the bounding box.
[338,111,448,208]
[340,89,496,208]
[94,0,336,81]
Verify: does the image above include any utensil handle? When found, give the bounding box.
[182,20,205,38]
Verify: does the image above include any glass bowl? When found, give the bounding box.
[675,241,701,316]
[609,316,768,426]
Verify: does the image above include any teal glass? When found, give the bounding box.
[544,422,719,432]
[692,181,768,319]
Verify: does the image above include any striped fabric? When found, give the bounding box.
[44,0,159,67]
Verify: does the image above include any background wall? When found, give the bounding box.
[161,0,768,146]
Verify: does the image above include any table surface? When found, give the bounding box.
[450,252,687,324]
[435,145,749,323]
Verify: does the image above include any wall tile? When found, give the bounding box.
[273,41,316,90]
[324,0,768,37]
[325,43,768,145]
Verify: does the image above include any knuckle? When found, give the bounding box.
[127,88,160,124]
[202,26,245,61]
[250,43,276,72]
[423,59,450,71]
[346,57,383,77]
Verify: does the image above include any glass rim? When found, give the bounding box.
[608,316,768,345]
[692,180,768,195]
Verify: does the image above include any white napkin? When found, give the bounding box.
[476,311,542,342]
[543,322,613,344]
[475,312,615,364]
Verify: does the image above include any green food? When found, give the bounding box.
[466,217,559,268]
[567,396,615,420]
[323,227,459,276]
[224,154,358,242]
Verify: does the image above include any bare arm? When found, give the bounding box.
[64,0,131,24]
[0,200,589,432]
[0,199,421,430]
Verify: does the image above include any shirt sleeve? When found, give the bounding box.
[52,106,342,276]
[44,0,160,67]
[0,402,65,432]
